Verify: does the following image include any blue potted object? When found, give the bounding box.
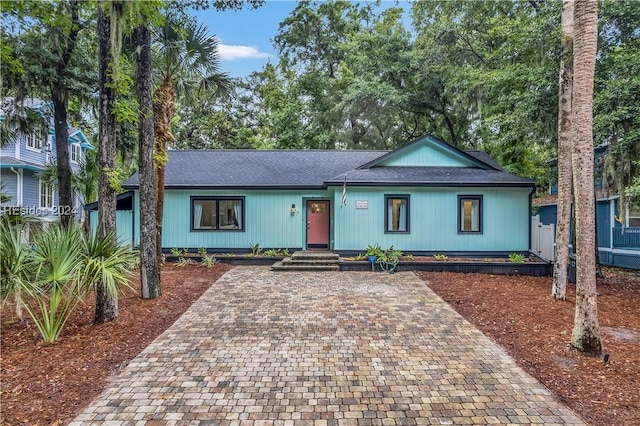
[368,255,376,272]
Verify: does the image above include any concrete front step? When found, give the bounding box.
[279,259,340,266]
[290,251,340,260]
[271,261,340,271]
[271,251,341,271]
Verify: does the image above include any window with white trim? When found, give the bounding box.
[191,197,244,231]
[458,195,483,233]
[40,180,54,209]
[629,203,640,227]
[70,143,81,163]
[26,131,44,151]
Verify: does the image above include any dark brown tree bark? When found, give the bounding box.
[570,0,601,355]
[51,0,82,228]
[153,78,176,262]
[552,0,574,301]
[95,3,119,323]
[52,90,73,228]
[136,19,161,299]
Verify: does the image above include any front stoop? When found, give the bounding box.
[271,251,340,271]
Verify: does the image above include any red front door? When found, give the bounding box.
[307,200,330,248]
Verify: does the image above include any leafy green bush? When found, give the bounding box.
[177,257,195,267]
[170,247,182,256]
[0,222,137,343]
[264,248,280,257]
[249,242,262,256]
[508,252,526,263]
[433,254,448,261]
[201,254,218,267]
[197,247,207,256]
[365,244,383,258]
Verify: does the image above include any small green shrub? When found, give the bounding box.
[354,253,366,261]
[279,248,290,257]
[403,254,414,260]
[201,254,218,268]
[264,248,279,257]
[366,244,383,258]
[197,247,207,256]
[508,252,526,263]
[176,257,195,267]
[249,242,262,256]
[433,254,448,261]
[170,247,181,256]
[222,252,234,258]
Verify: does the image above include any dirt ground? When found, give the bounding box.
[1,264,638,426]
[418,268,640,426]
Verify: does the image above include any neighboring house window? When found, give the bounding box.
[385,195,409,233]
[629,204,640,227]
[26,131,43,152]
[191,196,244,231]
[40,180,54,209]
[458,195,483,233]
[70,143,81,163]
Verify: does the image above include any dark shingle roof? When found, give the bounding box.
[326,167,534,187]
[123,148,534,189]
[123,150,386,189]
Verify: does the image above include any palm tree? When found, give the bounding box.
[552,0,574,301]
[570,0,602,355]
[152,12,231,261]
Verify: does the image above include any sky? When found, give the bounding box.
[194,1,410,79]
[193,1,299,78]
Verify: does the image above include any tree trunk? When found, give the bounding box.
[570,0,601,355]
[50,0,81,229]
[136,20,161,299]
[153,78,176,263]
[51,89,73,228]
[95,4,119,324]
[552,0,574,301]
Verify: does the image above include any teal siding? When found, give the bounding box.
[334,187,530,252]
[135,189,328,250]
[378,139,476,167]
[90,210,134,246]
[131,186,530,253]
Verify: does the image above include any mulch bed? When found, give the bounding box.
[0,263,231,426]
[418,267,640,426]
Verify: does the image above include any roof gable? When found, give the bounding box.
[357,135,494,169]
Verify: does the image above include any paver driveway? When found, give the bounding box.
[71,267,584,426]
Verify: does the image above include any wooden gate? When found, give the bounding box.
[531,215,555,261]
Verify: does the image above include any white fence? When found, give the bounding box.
[531,215,555,261]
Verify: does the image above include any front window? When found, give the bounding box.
[191,197,244,231]
[26,131,43,151]
[70,143,81,163]
[40,180,54,209]
[385,195,409,233]
[458,195,482,233]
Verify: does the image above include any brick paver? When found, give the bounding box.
[70,267,585,425]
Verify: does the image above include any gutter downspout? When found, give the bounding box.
[10,167,23,205]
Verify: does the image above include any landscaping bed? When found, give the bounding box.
[419,267,640,426]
